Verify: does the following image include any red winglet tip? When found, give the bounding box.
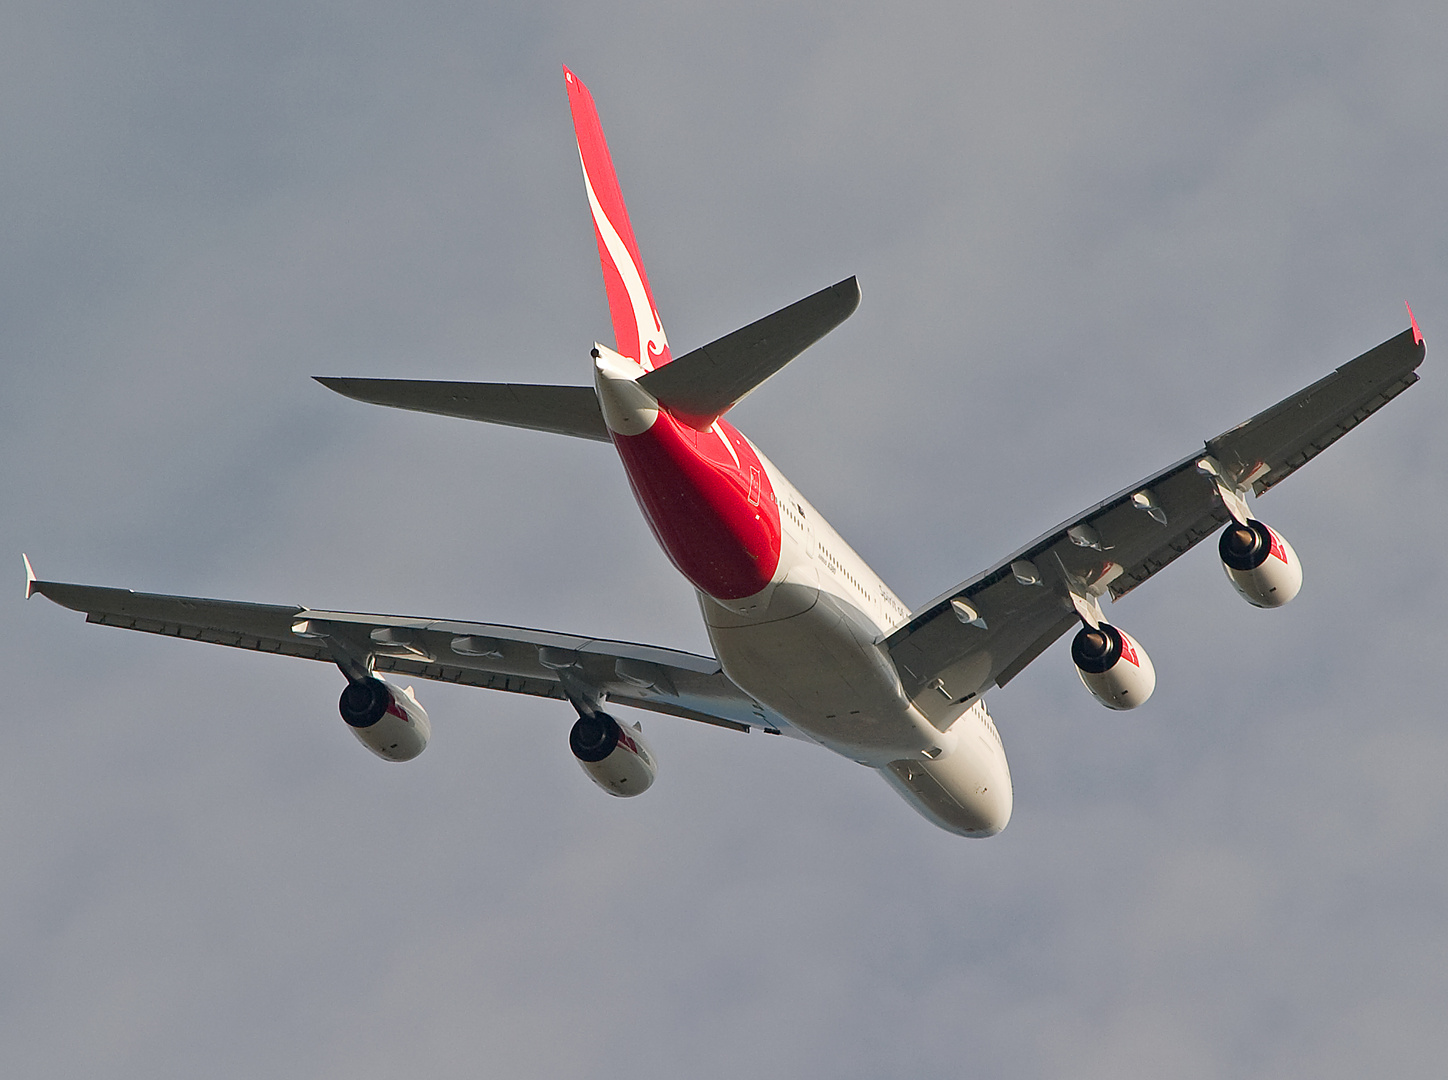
[1406,301,1424,345]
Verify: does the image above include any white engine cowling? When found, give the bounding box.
[1218,518,1302,608]
[1071,623,1156,710]
[339,677,431,761]
[569,713,656,797]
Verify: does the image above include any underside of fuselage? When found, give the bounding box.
[593,347,1012,835]
[570,71,1011,837]
[700,582,1014,837]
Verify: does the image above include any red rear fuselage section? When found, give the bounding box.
[568,67,782,602]
[612,412,782,601]
[565,64,1014,837]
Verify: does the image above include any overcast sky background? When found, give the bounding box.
[4,2,1447,1077]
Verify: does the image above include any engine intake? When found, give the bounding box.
[1071,623,1156,710]
[1218,519,1302,608]
[569,712,656,797]
[339,677,430,761]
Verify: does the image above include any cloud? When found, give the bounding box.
[4,2,1447,1076]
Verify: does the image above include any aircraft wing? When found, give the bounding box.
[26,577,787,735]
[885,324,1425,726]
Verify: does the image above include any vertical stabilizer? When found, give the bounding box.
[564,67,673,371]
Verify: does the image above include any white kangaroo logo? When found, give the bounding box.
[578,149,669,369]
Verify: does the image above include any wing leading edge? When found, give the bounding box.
[886,324,1424,726]
[27,577,788,736]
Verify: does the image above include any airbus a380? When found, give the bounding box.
[27,68,1425,837]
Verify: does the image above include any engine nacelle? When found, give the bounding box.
[569,712,656,797]
[1071,623,1156,710]
[1218,518,1302,608]
[339,677,431,762]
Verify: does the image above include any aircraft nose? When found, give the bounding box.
[880,740,1014,837]
[968,774,1013,837]
[951,738,1014,837]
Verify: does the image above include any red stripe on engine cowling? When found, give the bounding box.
[613,413,782,600]
[1268,527,1287,564]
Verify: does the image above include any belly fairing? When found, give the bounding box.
[702,589,932,758]
[704,588,1014,835]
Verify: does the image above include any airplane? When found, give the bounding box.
[25,67,1426,838]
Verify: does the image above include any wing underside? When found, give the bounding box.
[886,325,1424,725]
[29,579,788,736]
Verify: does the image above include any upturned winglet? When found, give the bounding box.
[1407,301,1424,346]
[23,553,36,599]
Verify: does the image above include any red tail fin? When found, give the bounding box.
[564,67,672,370]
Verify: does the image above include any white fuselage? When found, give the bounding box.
[594,347,1012,837]
[701,442,1014,837]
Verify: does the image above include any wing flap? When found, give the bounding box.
[314,378,611,442]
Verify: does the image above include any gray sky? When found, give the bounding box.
[5,2,1448,1076]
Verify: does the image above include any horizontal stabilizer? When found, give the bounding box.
[637,276,860,428]
[315,378,610,442]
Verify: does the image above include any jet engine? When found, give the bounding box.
[1218,518,1302,608]
[1071,623,1156,710]
[569,712,657,797]
[339,677,431,761]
